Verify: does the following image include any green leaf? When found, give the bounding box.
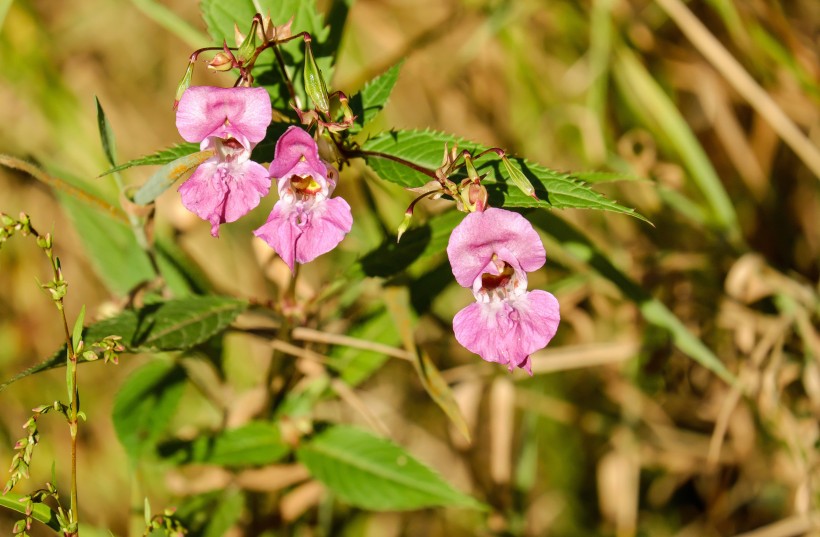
[529,210,736,384]
[99,143,199,176]
[361,130,648,221]
[0,296,248,392]
[154,237,215,296]
[297,425,484,510]
[158,421,289,467]
[95,97,117,168]
[57,190,155,295]
[113,359,187,461]
[354,209,463,279]
[176,490,244,537]
[326,307,398,386]
[130,0,209,48]
[203,489,244,537]
[349,61,403,133]
[132,150,215,205]
[0,493,61,532]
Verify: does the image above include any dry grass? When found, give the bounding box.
[0,0,818,535]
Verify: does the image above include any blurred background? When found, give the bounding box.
[0,0,818,535]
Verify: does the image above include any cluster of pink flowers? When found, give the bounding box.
[175,86,352,271]
[447,208,560,374]
[174,85,559,373]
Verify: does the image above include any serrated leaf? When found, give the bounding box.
[0,297,248,392]
[297,425,484,510]
[113,359,187,460]
[132,150,215,205]
[349,61,403,133]
[0,493,61,531]
[100,143,200,176]
[361,130,648,221]
[158,421,289,467]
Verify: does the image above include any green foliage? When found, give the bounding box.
[100,143,199,176]
[326,307,398,386]
[349,61,403,133]
[132,150,215,205]
[362,130,649,221]
[200,0,331,110]
[175,489,245,537]
[0,296,248,392]
[158,421,289,467]
[297,425,484,511]
[112,359,187,461]
[56,192,155,295]
[612,50,739,240]
[354,209,462,278]
[94,97,117,168]
[383,286,471,440]
[0,492,61,532]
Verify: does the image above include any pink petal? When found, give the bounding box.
[447,208,545,288]
[176,86,272,144]
[254,201,299,271]
[254,196,353,272]
[222,160,271,223]
[179,159,271,237]
[269,127,328,187]
[294,196,352,264]
[453,290,560,374]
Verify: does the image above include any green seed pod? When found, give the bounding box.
[173,62,194,109]
[303,39,330,114]
[501,155,538,200]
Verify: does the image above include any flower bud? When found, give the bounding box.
[303,39,330,114]
[207,51,234,72]
[459,178,488,213]
[501,155,538,200]
[17,213,31,235]
[36,233,52,250]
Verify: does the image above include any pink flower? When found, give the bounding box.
[176,86,272,236]
[447,208,560,373]
[254,126,352,271]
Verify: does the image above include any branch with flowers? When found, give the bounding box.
[0,2,660,534]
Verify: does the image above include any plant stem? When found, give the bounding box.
[37,226,79,534]
[343,149,438,179]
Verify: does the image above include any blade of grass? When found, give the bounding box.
[655,0,820,180]
[613,48,743,248]
[130,0,209,48]
[0,155,127,223]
